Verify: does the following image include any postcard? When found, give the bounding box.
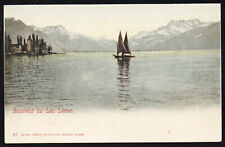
[4,4,221,143]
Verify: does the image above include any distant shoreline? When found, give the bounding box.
[58,48,220,53]
[4,49,220,56]
[5,52,66,56]
[51,52,66,54]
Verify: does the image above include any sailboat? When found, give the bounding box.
[113,31,135,58]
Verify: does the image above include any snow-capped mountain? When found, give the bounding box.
[153,22,220,50]
[33,25,116,52]
[132,19,210,40]
[130,19,213,50]
[34,25,66,34]
[34,25,88,42]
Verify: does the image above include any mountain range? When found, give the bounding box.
[5,17,220,52]
[130,19,220,51]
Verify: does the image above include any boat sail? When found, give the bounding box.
[114,31,135,58]
[117,31,127,55]
[124,32,131,54]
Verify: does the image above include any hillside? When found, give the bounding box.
[33,25,116,52]
[5,17,65,52]
[5,17,116,52]
[130,19,220,51]
[153,22,220,50]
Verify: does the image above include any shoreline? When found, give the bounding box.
[4,49,220,56]
[5,52,66,56]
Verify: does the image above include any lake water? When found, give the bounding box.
[4,50,221,111]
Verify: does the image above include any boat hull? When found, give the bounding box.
[113,54,135,58]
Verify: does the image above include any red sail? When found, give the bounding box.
[117,31,127,54]
[124,32,131,54]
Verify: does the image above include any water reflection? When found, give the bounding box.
[5,52,220,110]
[117,57,132,110]
[5,55,53,108]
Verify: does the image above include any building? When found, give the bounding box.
[27,35,32,53]
[5,33,53,55]
[5,33,12,53]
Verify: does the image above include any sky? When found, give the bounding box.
[4,4,220,40]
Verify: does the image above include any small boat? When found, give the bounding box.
[113,31,135,58]
[113,54,135,58]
